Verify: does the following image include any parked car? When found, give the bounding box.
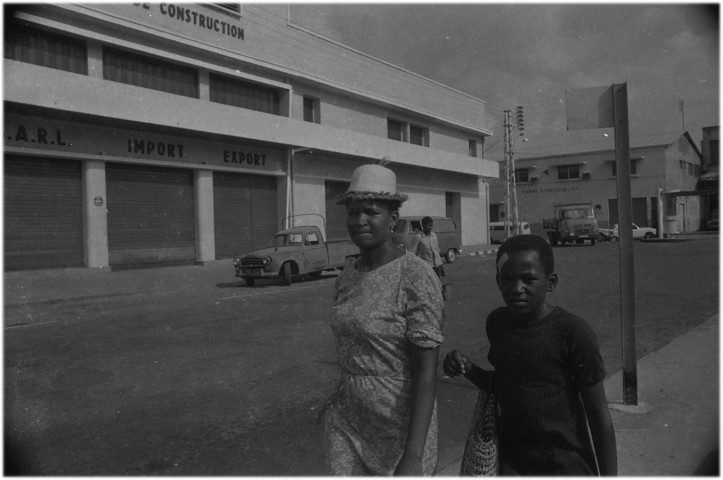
[489,221,531,244]
[706,210,718,231]
[607,223,657,240]
[596,227,616,241]
[233,225,359,286]
[393,216,462,263]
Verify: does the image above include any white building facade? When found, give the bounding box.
[4,3,497,270]
[489,132,704,235]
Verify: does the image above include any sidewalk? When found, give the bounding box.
[436,314,719,476]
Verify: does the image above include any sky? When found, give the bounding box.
[288,2,719,160]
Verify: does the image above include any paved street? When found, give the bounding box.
[4,235,719,475]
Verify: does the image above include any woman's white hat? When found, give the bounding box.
[337,164,408,205]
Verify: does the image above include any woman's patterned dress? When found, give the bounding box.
[324,252,444,475]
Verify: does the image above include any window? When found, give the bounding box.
[210,73,280,115]
[103,47,198,98]
[387,119,429,147]
[306,232,320,245]
[612,159,638,176]
[5,22,87,75]
[303,96,320,123]
[469,139,477,157]
[557,164,581,180]
[409,124,429,147]
[514,168,530,183]
[710,140,719,165]
[213,3,241,15]
[388,119,404,142]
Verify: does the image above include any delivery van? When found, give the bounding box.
[393,216,462,263]
[489,221,531,243]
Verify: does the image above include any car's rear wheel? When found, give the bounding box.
[590,237,596,246]
[644,232,655,239]
[445,249,456,264]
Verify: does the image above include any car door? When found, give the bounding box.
[303,232,327,270]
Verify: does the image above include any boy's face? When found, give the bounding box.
[422,221,433,235]
[496,249,557,321]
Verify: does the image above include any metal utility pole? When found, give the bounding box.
[503,110,516,239]
[614,84,638,405]
[679,99,685,132]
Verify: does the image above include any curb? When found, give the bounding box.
[465,249,498,257]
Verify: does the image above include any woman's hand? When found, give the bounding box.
[442,349,471,377]
[394,453,423,476]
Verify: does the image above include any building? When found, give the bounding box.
[4,3,498,271]
[698,126,719,221]
[489,132,705,236]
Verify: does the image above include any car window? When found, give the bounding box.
[306,233,320,245]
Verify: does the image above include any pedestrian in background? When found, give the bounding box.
[416,216,447,300]
[322,164,445,476]
[443,234,617,475]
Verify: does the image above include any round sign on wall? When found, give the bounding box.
[93,196,104,207]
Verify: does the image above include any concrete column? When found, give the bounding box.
[87,40,103,79]
[479,178,490,244]
[82,160,109,268]
[198,68,210,101]
[194,169,215,263]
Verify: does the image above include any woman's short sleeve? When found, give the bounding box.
[403,256,445,348]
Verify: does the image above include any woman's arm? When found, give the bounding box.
[394,344,439,476]
[581,381,618,476]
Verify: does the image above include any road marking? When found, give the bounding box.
[217,282,331,301]
[5,320,58,329]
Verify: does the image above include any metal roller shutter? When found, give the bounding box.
[4,156,84,270]
[325,181,349,241]
[106,163,195,268]
[214,172,278,258]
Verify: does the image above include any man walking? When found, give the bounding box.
[416,216,447,299]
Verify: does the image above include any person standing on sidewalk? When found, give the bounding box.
[322,164,444,476]
[416,217,447,300]
[443,234,617,475]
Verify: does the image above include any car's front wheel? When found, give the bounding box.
[244,277,256,287]
[445,249,456,264]
[644,232,655,239]
[282,262,293,285]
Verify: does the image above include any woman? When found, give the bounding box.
[323,164,445,475]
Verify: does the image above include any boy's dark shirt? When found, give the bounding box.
[486,306,606,475]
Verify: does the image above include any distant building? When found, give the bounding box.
[4,4,497,270]
[489,131,706,236]
[698,126,719,219]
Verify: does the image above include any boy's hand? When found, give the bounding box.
[443,349,471,377]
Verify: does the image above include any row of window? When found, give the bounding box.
[512,159,641,183]
[387,118,480,157]
[5,21,280,115]
[680,160,701,177]
[6,19,483,157]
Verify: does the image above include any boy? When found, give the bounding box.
[443,234,617,475]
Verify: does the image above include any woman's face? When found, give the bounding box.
[345,199,398,251]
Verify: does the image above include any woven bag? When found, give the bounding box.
[460,377,499,476]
